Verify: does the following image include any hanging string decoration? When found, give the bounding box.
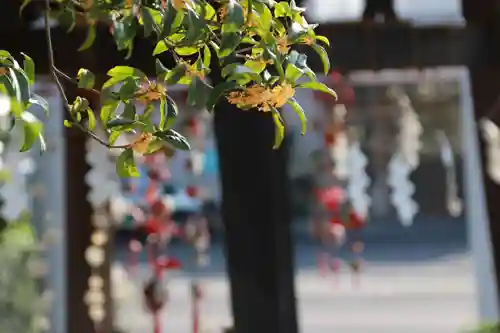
[311,71,367,285]
[181,112,212,333]
[387,87,423,226]
[85,131,123,330]
[435,130,463,217]
[480,118,500,184]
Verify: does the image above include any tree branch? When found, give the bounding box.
[43,0,131,150]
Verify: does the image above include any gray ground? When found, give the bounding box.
[112,235,478,333]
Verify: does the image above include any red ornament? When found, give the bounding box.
[324,132,335,146]
[348,210,365,230]
[316,186,344,212]
[314,71,355,106]
[151,200,167,217]
[186,186,198,198]
[155,256,182,270]
[144,218,163,235]
[187,118,199,136]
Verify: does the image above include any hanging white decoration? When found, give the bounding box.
[387,87,423,226]
[435,130,463,217]
[480,118,500,184]
[330,104,350,180]
[387,153,418,226]
[85,133,122,207]
[346,141,371,219]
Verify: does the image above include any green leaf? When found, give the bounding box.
[160,3,177,39]
[222,0,245,33]
[20,53,35,86]
[203,45,212,69]
[102,76,126,89]
[100,100,120,127]
[107,66,147,79]
[78,23,97,52]
[87,108,96,130]
[118,77,140,100]
[219,33,241,58]
[206,81,239,112]
[9,68,30,105]
[19,0,32,14]
[187,76,211,108]
[297,81,337,99]
[76,68,95,89]
[155,129,191,150]
[107,117,137,128]
[29,94,49,118]
[285,63,303,83]
[116,149,140,177]
[253,2,273,32]
[286,98,307,135]
[243,60,267,74]
[122,102,136,120]
[221,63,239,78]
[274,2,290,17]
[315,35,330,47]
[310,44,330,75]
[271,108,285,150]
[164,64,186,85]
[164,96,178,129]
[175,47,199,56]
[141,7,155,37]
[155,58,169,79]
[19,111,42,152]
[57,7,76,32]
[153,41,169,55]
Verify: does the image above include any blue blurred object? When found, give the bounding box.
[119,164,202,230]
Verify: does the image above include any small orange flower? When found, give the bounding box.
[301,35,315,45]
[131,133,153,154]
[276,36,290,55]
[172,0,189,10]
[137,81,167,103]
[226,83,295,111]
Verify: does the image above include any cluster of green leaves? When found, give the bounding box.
[0,51,47,154]
[10,0,336,177]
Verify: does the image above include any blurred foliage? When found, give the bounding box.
[1,0,336,177]
[465,323,500,333]
[0,213,49,333]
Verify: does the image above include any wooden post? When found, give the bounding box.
[464,0,500,319]
[214,102,298,333]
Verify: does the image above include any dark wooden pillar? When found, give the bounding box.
[214,102,299,333]
[465,0,500,313]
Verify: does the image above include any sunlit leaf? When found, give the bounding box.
[29,94,49,118]
[116,149,140,177]
[271,107,285,149]
[286,98,307,135]
[19,111,42,152]
[310,44,330,75]
[77,68,95,89]
[20,53,35,86]
[297,81,337,99]
[78,23,96,52]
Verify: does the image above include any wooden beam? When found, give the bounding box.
[310,23,476,71]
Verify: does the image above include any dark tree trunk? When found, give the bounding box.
[214,102,299,333]
[464,0,500,314]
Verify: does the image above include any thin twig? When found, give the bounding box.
[43,0,131,150]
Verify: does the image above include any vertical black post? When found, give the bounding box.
[214,102,299,333]
[464,0,500,314]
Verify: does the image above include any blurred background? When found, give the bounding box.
[1,0,498,333]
